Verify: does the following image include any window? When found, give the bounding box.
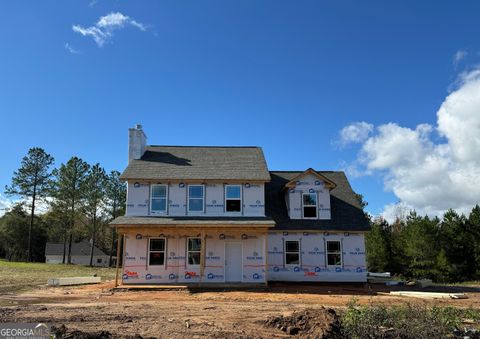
[187,238,201,265]
[302,193,317,218]
[225,185,241,212]
[151,185,167,213]
[149,238,166,266]
[285,240,300,265]
[96,258,102,264]
[188,185,204,212]
[326,241,342,266]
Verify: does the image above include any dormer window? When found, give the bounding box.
[302,193,317,218]
[225,185,241,212]
[188,185,204,212]
[151,184,167,213]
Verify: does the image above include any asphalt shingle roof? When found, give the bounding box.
[45,241,107,256]
[120,146,271,181]
[266,171,370,231]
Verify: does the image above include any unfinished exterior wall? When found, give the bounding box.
[267,231,367,282]
[287,173,331,220]
[125,182,265,217]
[122,230,267,284]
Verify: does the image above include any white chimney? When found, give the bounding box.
[128,124,147,162]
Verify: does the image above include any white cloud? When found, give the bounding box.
[453,49,468,65]
[337,122,374,147]
[0,194,14,216]
[73,12,146,47]
[341,68,480,218]
[64,43,79,54]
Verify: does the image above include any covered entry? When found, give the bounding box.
[110,216,274,285]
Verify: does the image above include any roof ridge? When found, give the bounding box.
[147,145,261,148]
[269,170,341,173]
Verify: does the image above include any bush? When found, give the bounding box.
[341,300,480,338]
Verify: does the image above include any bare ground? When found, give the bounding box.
[1,282,480,338]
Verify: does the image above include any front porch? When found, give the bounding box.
[111,219,273,286]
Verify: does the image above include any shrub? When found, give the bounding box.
[341,300,480,338]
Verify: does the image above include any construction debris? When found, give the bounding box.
[48,276,101,286]
[416,279,433,288]
[388,291,468,299]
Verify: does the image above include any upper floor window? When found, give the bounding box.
[151,185,167,213]
[149,238,166,266]
[302,193,317,218]
[187,238,201,265]
[225,185,242,212]
[326,240,342,266]
[188,185,204,212]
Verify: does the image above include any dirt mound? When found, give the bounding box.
[264,307,342,338]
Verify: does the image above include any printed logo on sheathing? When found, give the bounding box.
[0,323,51,339]
[207,273,224,280]
[349,248,365,256]
[123,270,139,280]
[169,273,176,280]
[314,180,321,186]
[293,266,301,272]
[252,273,262,280]
[145,274,162,280]
[335,267,342,272]
[314,266,329,272]
[356,267,366,273]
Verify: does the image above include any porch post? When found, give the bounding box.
[200,230,206,281]
[264,229,269,287]
[114,231,122,287]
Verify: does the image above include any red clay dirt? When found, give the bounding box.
[1,281,479,338]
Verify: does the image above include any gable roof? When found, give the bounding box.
[283,168,337,190]
[45,241,107,257]
[120,146,271,182]
[266,171,370,231]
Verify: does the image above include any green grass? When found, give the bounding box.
[0,260,116,294]
[446,281,480,287]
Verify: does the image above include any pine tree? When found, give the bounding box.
[84,164,107,266]
[5,148,54,261]
[105,170,126,267]
[52,157,90,264]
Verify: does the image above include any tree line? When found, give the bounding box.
[366,205,480,283]
[0,147,126,266]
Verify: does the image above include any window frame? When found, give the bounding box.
[284,240,300,266]
[187,237,202,266]
[302,192,318,219]
[224,184,242,213]
[188,184,205,213]
[150,184,168,214]
[326,240,342,267]
[148,237,166,267]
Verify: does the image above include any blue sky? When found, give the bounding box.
[1,1,480,218]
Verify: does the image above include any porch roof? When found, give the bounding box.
[110,216,275,227]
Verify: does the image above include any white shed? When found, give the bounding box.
[45,241,110,267]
